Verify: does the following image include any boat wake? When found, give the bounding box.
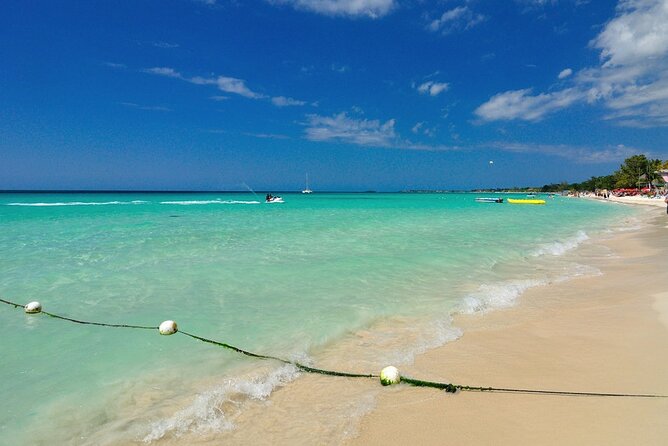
[5,200,148,206]
[159,200,261,205]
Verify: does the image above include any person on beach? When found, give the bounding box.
[664,195,668,214]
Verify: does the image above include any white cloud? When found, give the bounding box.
[271,96,307,107]
[476,0,668,126]
[243,132,291,139]
[416,81,449,96]
[210,95,229,101]
[303,112,456,151]
[304,112,397,146]
[583,0,668,126]
[475,88,581,121]
[411,122,436,136]
[331,63,350,73]
[121,102,172,112]
[188,76,216,85]
[558,68,573,79]
[269,0,395,18]
[428,6,486,34]
[143,67,183,78]
[103,62,126,69]
[490,142,639,163]
[522,0,557,4]
[143,67,266,100]
[215,76,265,99]
[153,41,180,49]
[591,0,668,67]
[514,0,559,11]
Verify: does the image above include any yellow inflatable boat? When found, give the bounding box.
[507,198,546,205]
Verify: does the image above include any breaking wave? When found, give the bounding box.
[532,230,589,257]
[143,365,299,442]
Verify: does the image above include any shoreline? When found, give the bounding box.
[348,206,668,445]
[585,193,667,208]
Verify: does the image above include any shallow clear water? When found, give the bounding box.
[0,192,634,444]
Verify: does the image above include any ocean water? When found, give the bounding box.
[0,192,636,444]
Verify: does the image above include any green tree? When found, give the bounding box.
[614,155,660,188]
[595,174,617,190]
[648,158,663,188]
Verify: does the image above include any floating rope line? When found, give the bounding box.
[0,298,157,330]
[1,298,666,399]
[178,330,376,379]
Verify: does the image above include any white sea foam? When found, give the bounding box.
[409,317,462,357]
[159,200,260,205]
[384,317,462,366]
[5,200,148,206]
[461,279,546,314]
[461,262,602,314]
[342,314,464,369]
[554,263,602,282]
[142,365,299,442]
[532,230,589,257]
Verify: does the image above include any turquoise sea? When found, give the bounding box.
[0,192,637,444]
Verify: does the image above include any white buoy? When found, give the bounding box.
[159,320,178,335]
[380,366,401,386]
[24,301,42,314]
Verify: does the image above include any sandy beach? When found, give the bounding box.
[349,203,668,445]
[599,194,668,209]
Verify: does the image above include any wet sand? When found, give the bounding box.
[349,208,668,445]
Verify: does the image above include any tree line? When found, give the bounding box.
[540,155,668,193]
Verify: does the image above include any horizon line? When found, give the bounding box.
[0,188,541,194]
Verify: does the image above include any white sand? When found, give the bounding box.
[349,211,668,446]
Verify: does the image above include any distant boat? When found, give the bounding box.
[302,174,313,194]
[475,197,504,203]
[508,198,545,205]
[265,194,284,203]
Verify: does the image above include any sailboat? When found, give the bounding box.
[302,173,313,194]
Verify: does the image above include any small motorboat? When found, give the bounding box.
[265,195,284,203]
[475,197,504,203]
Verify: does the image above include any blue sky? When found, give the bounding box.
[2,0,668,191]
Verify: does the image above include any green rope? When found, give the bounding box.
[0,298,156,330]
[1,297,373,379]
[400,377,667,398]
[2,298,666,398]
[401,377,459,393]
[179,330,377,379]
[0,298,22,309]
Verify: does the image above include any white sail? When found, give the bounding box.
[302,173,313,194]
